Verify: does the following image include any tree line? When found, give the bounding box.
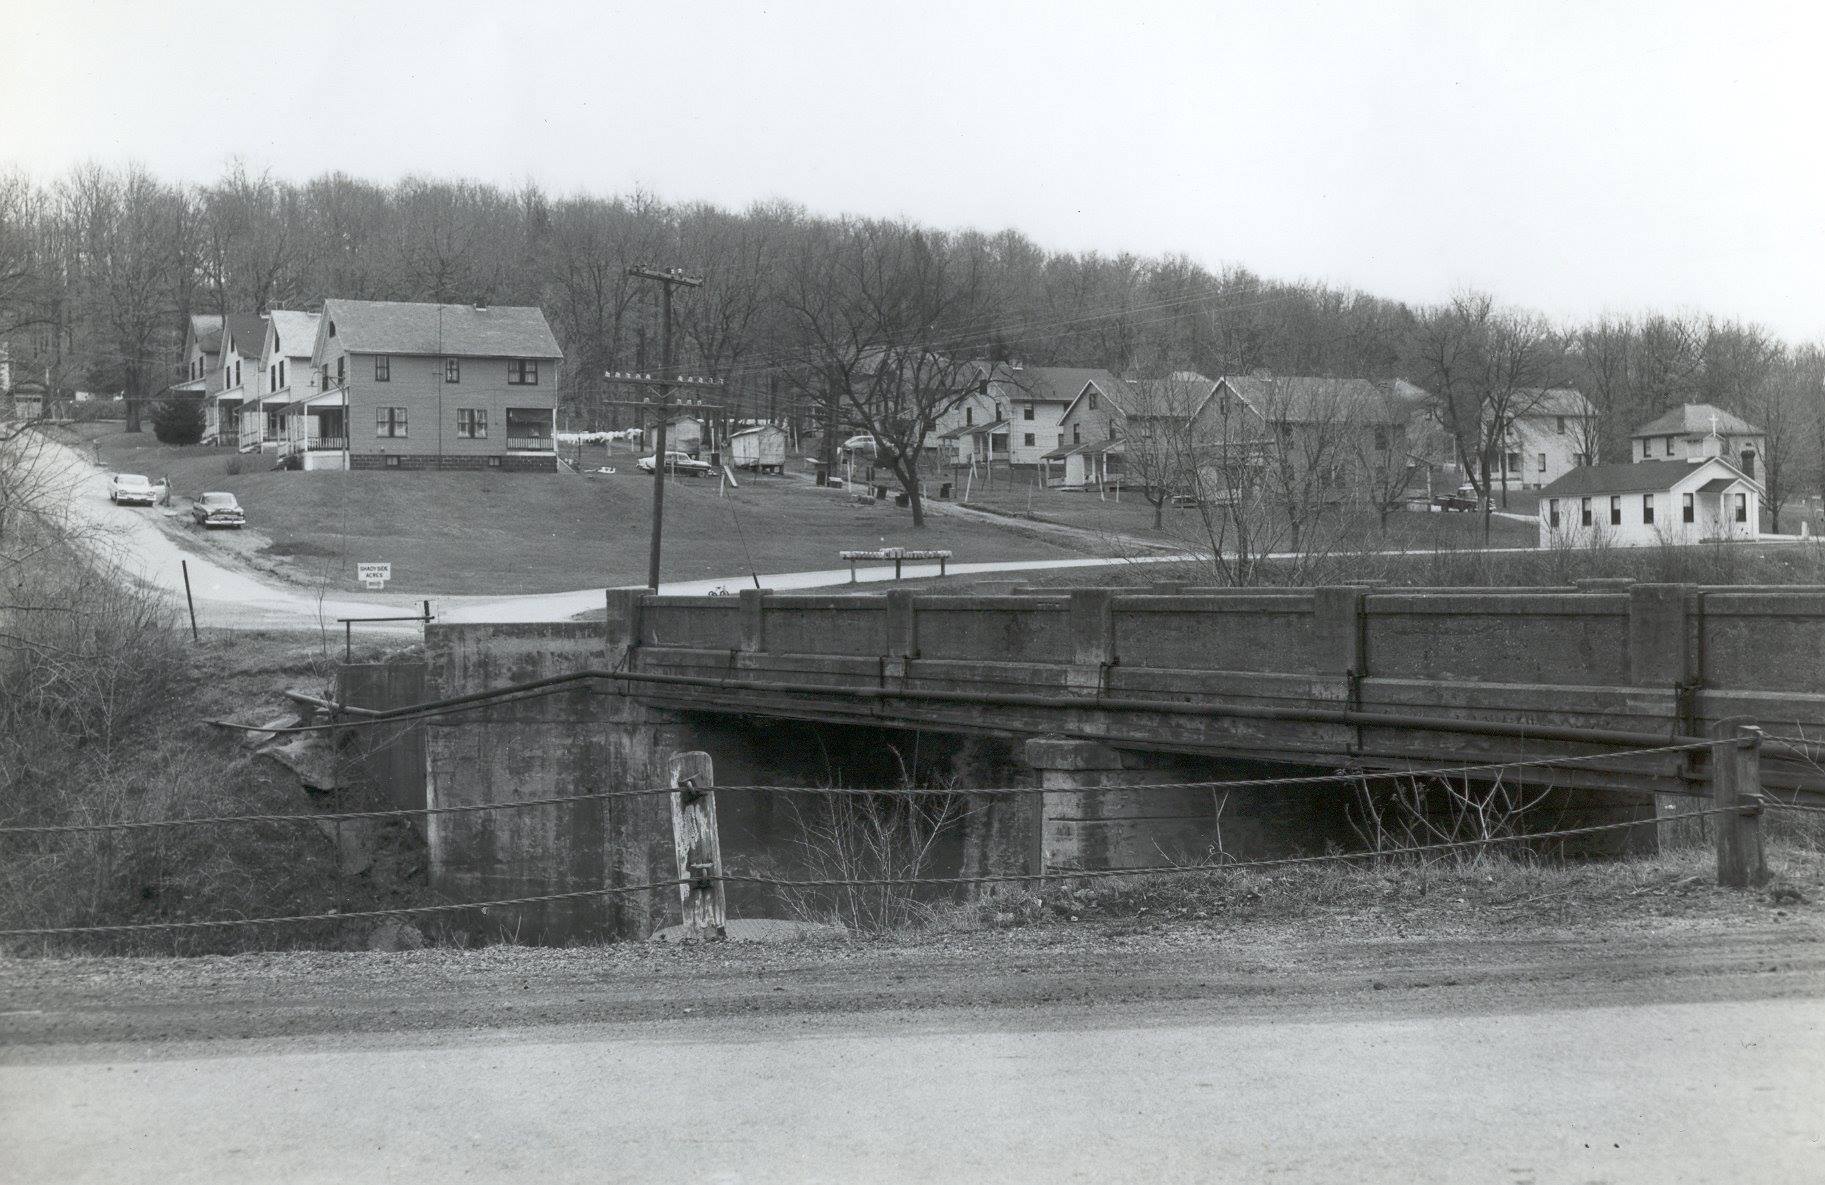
[1,162,1820,522]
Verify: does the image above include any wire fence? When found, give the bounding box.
[0,740,1733,840]
[0,811,1737,939]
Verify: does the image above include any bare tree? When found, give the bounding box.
[775,220,997,527]
[1407,293,1563,538]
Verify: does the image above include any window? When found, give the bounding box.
[487,456,502,468]
[1574,452,1588,466]
[384,454,400,468]
[445,358,461,384]
[336,356,345,386]
[508,359,539,385]
[374,356,390,382]
[506,408,553,451]
[1556,416,1566,434]
[279,359,286,389]
[234,360,241,387]
[965,407,973,426]
[1536,452,1546,474]
[1642,494,1655,525]
[1088,392,1098,411]
[376,407,408,437]
[1609,495,1622,526]
[1666,435,1676,457]
[1682,492,1695,523]
[1505,451,1521,474]
[1548,499,1560,528]
[1072,423,1081,445]
[269,364,276,392]
[1024,432,1035,447]
[1735,493,1748,523]
[457,409,487,439]
[1580,497,1592,527]
[1641,439,1651,460]
[1023,404,1035,421]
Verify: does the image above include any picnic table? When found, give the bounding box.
[839,547,952,581]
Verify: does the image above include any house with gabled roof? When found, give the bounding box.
[169,313,224,399]
[1629,403,1764,479]
[305,299,564,471]
[242,309,321,453]
[951,362,1126,467]
[1537,456,1761,547]
[204,312,268,447]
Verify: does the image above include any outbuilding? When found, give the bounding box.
[645,416,704,458]
[729,424,787,472]
[1537,456,1761,547]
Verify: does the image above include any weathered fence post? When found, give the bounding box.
[669,751,727,940]
[1712,722,1769,888]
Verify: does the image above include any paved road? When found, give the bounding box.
[4,994,1820,1184]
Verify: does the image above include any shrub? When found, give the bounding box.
[150,397,205,445]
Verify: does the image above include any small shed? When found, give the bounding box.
[644,416,704,458]
[8,379,47,421]
[729,424,787,472]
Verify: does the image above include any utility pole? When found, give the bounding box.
[611,266,723,591]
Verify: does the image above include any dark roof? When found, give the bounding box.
[1040,439,1120,460]
[1218,375,1407,425]
[321,300,563,359]
[998,365,1125,404]
[938,419,1009,440]
[1538,459,1740,498]
[221,313,268,360]
[1695,477,1741,494]
[1631,403,1762,438]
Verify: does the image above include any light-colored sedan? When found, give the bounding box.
[107,473,157,506]
[191,491,246,529]
[637,451,714,476]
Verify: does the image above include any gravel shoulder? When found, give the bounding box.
[6,906,1823,1059]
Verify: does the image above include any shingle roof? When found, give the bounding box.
[189,313,224,353]
[1124,375,1217,419]
[1217,375,1406,425]
[321,299,563,359]
[265,310,320,359]
[1515,388,1596,418]
[221,313,268,360]
[1630,403,1762,439]
[1001,365,1125,404]
[1537,458,1753,498]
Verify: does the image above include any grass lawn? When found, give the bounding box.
[73,427,1106,595]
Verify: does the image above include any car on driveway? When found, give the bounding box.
[191,492,246,529]
[107,473,157,506]
[637,451,714,476]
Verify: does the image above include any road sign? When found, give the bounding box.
[358,562,391,590]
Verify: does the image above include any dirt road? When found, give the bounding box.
[5,920,1823,1183]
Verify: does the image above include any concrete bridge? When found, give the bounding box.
[417,582,1825,940]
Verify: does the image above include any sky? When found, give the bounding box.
[3,0,1821,339]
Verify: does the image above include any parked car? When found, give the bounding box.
[637,451,714,476]
[841,434,879,455]
[107,472,156,506]
[191,491,246,529]
[1432,493,1483,512]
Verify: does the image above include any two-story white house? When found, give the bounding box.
[243,310,321,452]
[1537,455,1761,547]
[169,313,223,399]
[1629,404,1765,480]
[306,299,564,472]
[1493,388,1598,490]
[204,313,267,447]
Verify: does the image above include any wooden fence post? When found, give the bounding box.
[1712,721,1770,889]
[669,751,727,940]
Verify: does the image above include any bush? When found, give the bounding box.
[150,397,205,445]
